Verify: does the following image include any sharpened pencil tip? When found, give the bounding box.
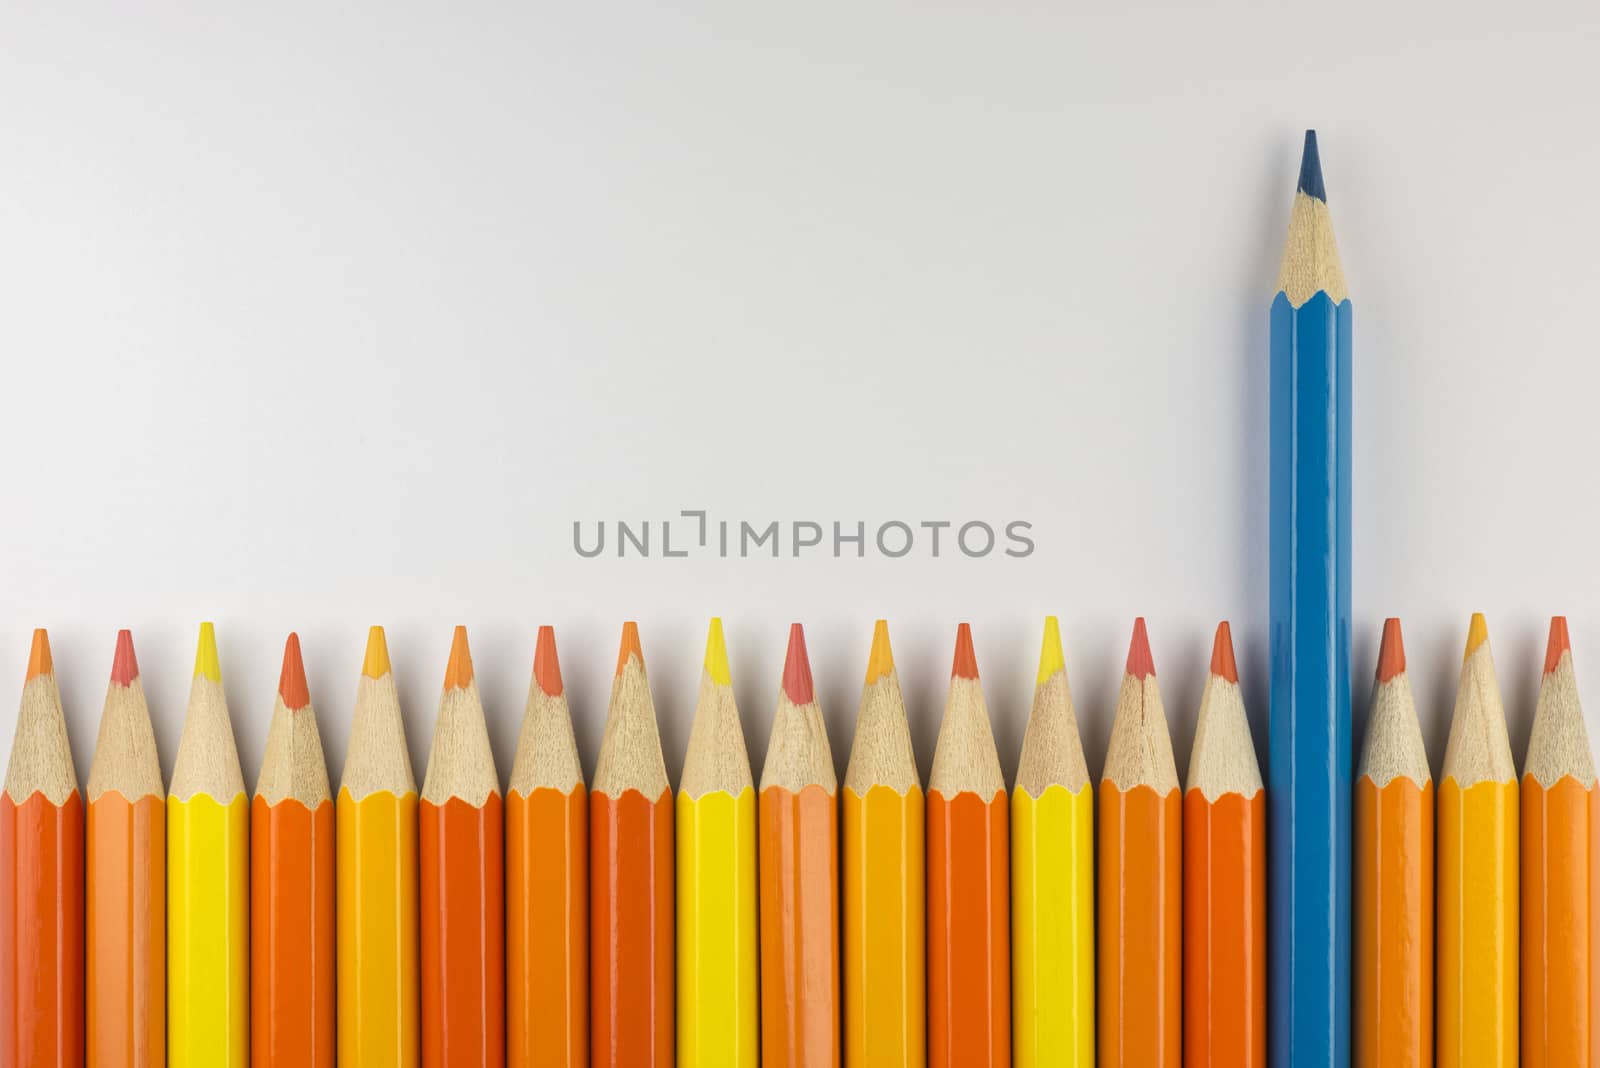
[443,626,474,690]
[865,620,895,684]
[25,629,53,682]
[1126,617,1156,680]
[951,623,979,680]
[1036,616,1065,687]
[278,633,310,711]
[1209,622,1238,684]
[615,621,643,677]
[534,625,564,696]
[194,622,222,682]
[782,623,815,705]
[1545,616,1572,676]
[1464,613,1490,661]
[1377,618,1407,682]
[110,629,139,686]
[703,618,731,687]
[1297,130,1327,202]
[362,626,391,679]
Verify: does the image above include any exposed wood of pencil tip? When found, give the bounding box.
[1277,130,1349,307]
[1441,614,1516,787]
[928,624,1004,799]
[592,623,670,798]
[1525,616,1596,788]
[1015,616,1089,796]
[86,631,164,802]
[680,618,753,800]
[1185,622,1262,801]
[421,626,500,806]
[1358,619,1431,788]
[1102,618,1179,793]
[5,629,78,804]
[761,624,836,794]
[342,626,417,801]
[256,634,332,807]
[170,623,246,803]
[509,625,584,796]
[843,620,919,796]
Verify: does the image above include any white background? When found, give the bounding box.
[3,1,1597,792]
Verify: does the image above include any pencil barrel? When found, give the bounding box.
[590,788,674,1066]
[676,788,759,1067]
[928,789,1009,1068]
[1097,782,1181,1068]
[1183,788,1266,1068]
[843,784,926,1068]
[337,788,420,1068]
[507,786,587,1068]
[0,791,85,1068]
[758,784,840,1068]
[87,792,165,1067]
[1354,776,1433,1067]
[1268,288,1353,1067]
[420,794,505,1068]
[167,793,248,1068]
[250,796,336,1067]
[1011,784,1093,1068]
[1437,779,1517,1067]
[1520,777,1598,1067]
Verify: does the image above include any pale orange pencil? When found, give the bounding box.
[759,623,840,1068]
[1522,616,1598,1067]
[508,626,587,1068]
[87,630,165,1067]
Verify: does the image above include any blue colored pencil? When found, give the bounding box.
[1268,130,1353,1068]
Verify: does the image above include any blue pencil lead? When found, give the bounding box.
[1297,130,1327,202]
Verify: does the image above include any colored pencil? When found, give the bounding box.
[1521,616,1598,1066]
[928,623,1009,1068]
[1269,129,1353,1068]
[591,621,674,1066]
[759,623,841,1067]
[1183,621,1266,1067]
[168,622,248,1068]
[86,630,165,1066]
[843,620,925,1067]
[507,625,587,1068]
[251,633,335,1066]
[420,625,505,1067]
[337,626,419,1067]
[677,618,759,1066]
[1,629,84,1068]
[1354,618,1433,1067]
[1437,613,1517,1067]
[1098,617,1181,1067]
[1012,616,1092,1068]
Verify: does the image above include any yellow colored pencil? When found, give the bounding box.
[842,619,925,1067]
[337,626,420,1067]
[1012,616,1093,1067]
[1438,613,1518,1067]
[167,622,249,1068]
[676,617,759,1066]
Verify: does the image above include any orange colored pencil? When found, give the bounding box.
[1522,616,1599,1067]
[507,626,587,1068]
[1355,618,1433,1067]
[591,622,674,1066]
[251,633,335,1067]
[759,623,841,1067]
[1182,622,1265,1067]
[86,630,165,1067]
[1098,617,1182,1068]
[1,629,84,1068]
[420,626,505,1068]
[928,623,1009,1068]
